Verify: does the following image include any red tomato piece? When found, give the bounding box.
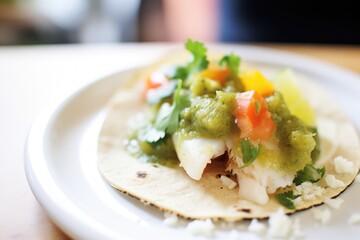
[234,90,275,140]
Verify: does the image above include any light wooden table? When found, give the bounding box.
[0,43,359,240]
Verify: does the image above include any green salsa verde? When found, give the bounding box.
[126,134,179,167]
[257,92,318,173]
[179,91,237,139]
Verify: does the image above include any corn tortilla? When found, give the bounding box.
[98,62,360,221]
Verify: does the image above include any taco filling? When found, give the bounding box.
[98,40,360,220]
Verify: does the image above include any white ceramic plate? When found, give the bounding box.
[25,46,360,240]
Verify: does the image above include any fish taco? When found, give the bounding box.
[98,40,360,221]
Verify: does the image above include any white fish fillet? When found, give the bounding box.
[173,133,294,204]
[173,132,226,180]
[227,140,294,205]
[236,171,269,205]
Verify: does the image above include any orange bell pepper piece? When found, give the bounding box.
[200,67,230,86]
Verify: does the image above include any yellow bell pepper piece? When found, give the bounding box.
[240,70,275,96]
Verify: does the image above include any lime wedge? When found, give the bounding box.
[273,68,316,126]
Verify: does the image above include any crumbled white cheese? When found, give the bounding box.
[323,197,344,209]
[294,182,324,205]
[229,230,243,240]
[348,213,360,224]
[313,208,331,224]
[355,174,360,183]
[248,219,266,233]
[219,175,238,189]
[334,156,354,174]
[325,175,345,188]
[268,208,292,238]
[163,212,179,226]
[291,218,305,239]
[186,219,215,237]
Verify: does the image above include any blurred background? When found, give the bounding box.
[0,0,359,45]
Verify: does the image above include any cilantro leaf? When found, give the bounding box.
[147,81,178,104]
[154,103,174,132]
[185,39,209,74]
[138,126,166,143]
[147,80,190,142]
[240,139,261,168]
[219,54,241,74]
[293,164,325,186]
[166,81,190,133]
[170,39,209,80]
[275,191,300,210]
[172,66,188,80]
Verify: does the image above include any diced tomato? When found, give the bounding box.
[200,67,230,86]
[240,70,275,97]
[144,70,170,97]
[145,70,169,90]
[234,90,275,140]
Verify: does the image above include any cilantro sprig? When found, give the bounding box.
[275,164,325,209]
[275,191,300,210]
[219,54,241,75]
[138,126,166,144]
[240,139,261,168]
[142,80,190,143]
[172,39,209,80]
[293,164,325,186]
